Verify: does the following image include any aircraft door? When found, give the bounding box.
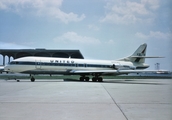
[84,63,87,68]
[35,60,42,69]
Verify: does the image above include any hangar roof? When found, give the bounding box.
[0,49,84,59]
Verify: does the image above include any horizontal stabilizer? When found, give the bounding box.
[130,56,164,58]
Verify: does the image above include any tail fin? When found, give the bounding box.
[130,43,147,63]
[119,43,163,63]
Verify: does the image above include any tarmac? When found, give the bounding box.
[0,79,171,120]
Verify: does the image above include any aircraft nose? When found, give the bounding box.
[4,66,11,72]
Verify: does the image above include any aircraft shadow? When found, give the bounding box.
[103,80,164,85]
[4,79,165,85]
[64,79,165,85]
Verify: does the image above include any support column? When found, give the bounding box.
[8,56,10,63]
[3,55,5,66]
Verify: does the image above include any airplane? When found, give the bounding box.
[4,43,164,82]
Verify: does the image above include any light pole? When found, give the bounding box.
[155,63,160,70]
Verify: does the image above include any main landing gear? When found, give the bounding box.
[92,77,103,82]
[80,76,90,81]
[79,75,103,82]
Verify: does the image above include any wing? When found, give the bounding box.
[70,69,168,75]
[70,70,118,75]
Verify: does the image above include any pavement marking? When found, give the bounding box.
[101,83,128,120]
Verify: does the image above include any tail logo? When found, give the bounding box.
[137,53,145,56]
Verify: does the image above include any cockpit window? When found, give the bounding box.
[9,62,14,64]
[9,61,19,65]
[9,61,35,65]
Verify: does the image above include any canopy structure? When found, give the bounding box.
[0,48,84,65]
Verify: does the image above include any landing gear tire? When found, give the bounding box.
[80,77,84,81]
[92,77,97,82]
[85,77,89,82]
[98,77,103,82]
[80,77,90,82]
[31,77,35,82]
[92,77,103,82]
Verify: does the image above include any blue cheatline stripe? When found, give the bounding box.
[9,61,111,68]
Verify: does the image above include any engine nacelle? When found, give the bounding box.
[112,63,136,70]
[121,65,136,70]
[128,66,136,70]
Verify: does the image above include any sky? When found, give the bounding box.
[0,0,171,70]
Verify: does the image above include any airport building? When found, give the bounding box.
[0,49,84,65]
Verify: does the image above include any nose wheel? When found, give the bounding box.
[31,76,35,82]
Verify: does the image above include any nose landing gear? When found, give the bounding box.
[31,76,35,82]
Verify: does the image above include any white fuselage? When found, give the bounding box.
[4,56,148,75]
